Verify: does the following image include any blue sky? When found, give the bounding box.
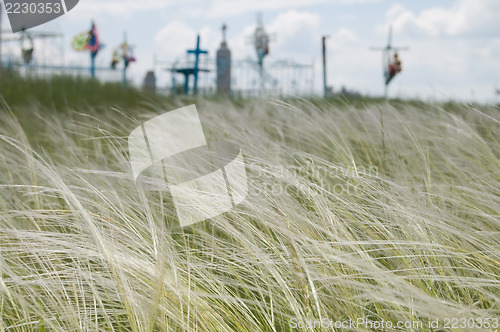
[2,0,499,101]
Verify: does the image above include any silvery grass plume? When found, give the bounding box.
[0,99,499,331]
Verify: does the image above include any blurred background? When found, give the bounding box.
[1,0,499,102]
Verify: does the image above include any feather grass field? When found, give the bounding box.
[0,92,499,331]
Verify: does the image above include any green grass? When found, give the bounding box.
[0,69,162,111]
[0,76,499,331]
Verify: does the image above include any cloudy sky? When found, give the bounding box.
[2,0,500,101]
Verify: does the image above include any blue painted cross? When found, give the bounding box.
[187,35,208,95]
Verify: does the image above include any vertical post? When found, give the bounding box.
[322,35,329,98]
[122,63,127,87]
[88,21,99,79]
[122,31,127,88]
[183,73,189,94]
[187,34,208,95]
[193,35,200,95]
[259,65,264,96]
[123,66,127,87]
[90,53,96,78]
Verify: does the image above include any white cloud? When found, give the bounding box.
[385,0,500,38]
[154,20,219,76]
[209,10,321,62]
[269,10,320,37]
[155,20,197,59]
[267,10,320,60]
[199,0,379,17]
[207,0,304,17]
[65,0,379,18]
[69,0,190,18]
[373,0,500,101]
[326,28,375,93]
[334,27,358,43]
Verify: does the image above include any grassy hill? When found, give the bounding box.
[1,74,499,331]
